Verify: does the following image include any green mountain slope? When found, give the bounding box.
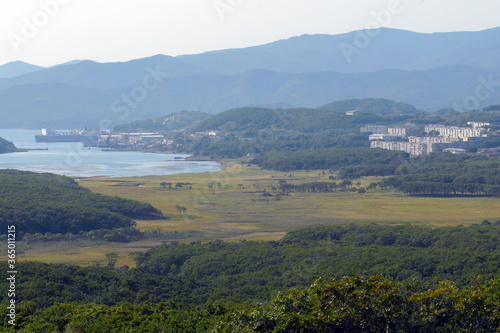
[317,98,418,114]
[0,170,163,237]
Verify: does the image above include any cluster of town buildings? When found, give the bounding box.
[100,132,172,147]
[364,122,491,156]
[95,121,496,157]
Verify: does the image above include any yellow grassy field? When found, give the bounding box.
[79,163,500,228]
[18,162,500,266]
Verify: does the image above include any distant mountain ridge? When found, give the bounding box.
[0,61,44,78]
[177,27,500,74]
[0,55,206,91]
[1,27,500,128]
[1,66,500,128]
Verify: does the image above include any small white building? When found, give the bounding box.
[443,148,466,154]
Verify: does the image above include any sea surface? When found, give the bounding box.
[0,129,222,177]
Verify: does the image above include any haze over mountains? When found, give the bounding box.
[1,27,500,128]
[0,61,44,79]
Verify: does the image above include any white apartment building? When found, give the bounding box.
[467,122,490,128]
[370,141,427,156]
[424,125,486,139]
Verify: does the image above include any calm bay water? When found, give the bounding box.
[0,129,222,177]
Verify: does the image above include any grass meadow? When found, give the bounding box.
[18,162,500,267]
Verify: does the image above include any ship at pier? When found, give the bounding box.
[35,128,100,145]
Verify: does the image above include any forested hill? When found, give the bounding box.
[190,98,417,133]
[0,170,163,237]
[0,137,18,153]
[5,223,500,310]
[1,223,500,332]
[317,98,418,115]
[113,110,211,133]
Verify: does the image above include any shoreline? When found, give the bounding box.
[0,129,229,178]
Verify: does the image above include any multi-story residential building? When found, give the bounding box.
[368,123,491,156]
[371,140,424,155]
[361,126,410,136]
[467,122,490,128]
[387,127,408,135]
[424,125,486,139]
[371,136,466,156]
[369,134,406,141]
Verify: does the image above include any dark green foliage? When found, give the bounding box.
[481,136,500,148]
[114,110,211,133]
[317,98,417,115]
[191,107,281,132]
[0,170,163,237]
[2,224,500,311]
[2,276,499,332]
[441,110,500,126]
[254,147,408,175]
[385,154,500,196]
[267,275,500,332]
[21,227,144,243]
[188,136,259,158]
[191,106,414,134]
[484,104,500,112]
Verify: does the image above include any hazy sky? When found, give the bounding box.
[1,0,499,67]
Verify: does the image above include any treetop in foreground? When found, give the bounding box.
[2,275,499,332]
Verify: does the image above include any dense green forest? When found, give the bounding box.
[254,150,500,197]
[2,224,500,309]
[2,224,500,331]
[317,98,418,115]
[113,111,211,133]
[2,275,499,332]
[382,154,500,197]
[191,99,418,133]
[190,107,414,134]
[0,137,18,154]
[0,170,163,238]
[252,147,408,175]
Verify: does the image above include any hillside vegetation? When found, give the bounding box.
[0,170,163,238]
[170,99,419,158]
[253,147,408,174]
[0,137,18,153]
[382,154,500,197]
[2,223,500,331]
[3,275,499,332]
[113,110,211,133]
[4,224,500,309]
[317,98,417,115]
[191,101,416,133]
